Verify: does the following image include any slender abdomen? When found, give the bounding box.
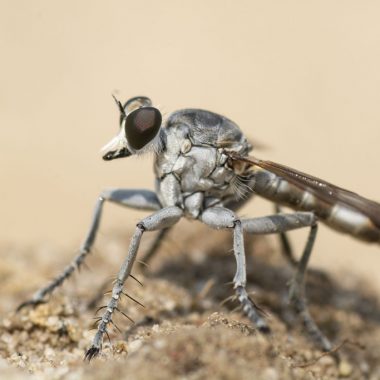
[251,168,380,243]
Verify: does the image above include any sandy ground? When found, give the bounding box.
[1,225,380,380]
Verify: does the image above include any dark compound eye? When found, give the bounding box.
[125,107,162,150]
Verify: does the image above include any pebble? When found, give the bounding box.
[262,367,279,380]
[114,340,128,355]
[319,355,335,367]
[339,360,353,377]
[128,339,143,353]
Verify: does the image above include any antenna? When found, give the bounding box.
[112,94,126,116]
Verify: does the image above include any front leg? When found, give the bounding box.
[85,206,183,360]
[17,189,162,310]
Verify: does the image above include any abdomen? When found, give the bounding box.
[251,169,380,243]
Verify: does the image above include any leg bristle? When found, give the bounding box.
[121,291,145,308]
[84,346,101,361]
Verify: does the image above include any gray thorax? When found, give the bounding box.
[154,109,252,219]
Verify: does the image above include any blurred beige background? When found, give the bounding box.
[1,1,380,289]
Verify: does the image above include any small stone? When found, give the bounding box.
[303,350,313,361]
[2,318,11,328]
[339,360,353,377]
[360,361,370,374]
[163,299,175,310]
[66,324,82,342]
[319,355,335,367]
[154,339,167,349]
[113,340,128,355]
[262,367,278,380]
[46,316,60,331]
[129,339,143,353]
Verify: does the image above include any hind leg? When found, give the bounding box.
[274,205,298,266]
[287,224,332,351]
[242,211,332,351]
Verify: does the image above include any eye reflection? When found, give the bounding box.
[125,107,162,150]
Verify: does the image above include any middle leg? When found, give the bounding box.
[201,207,269,333]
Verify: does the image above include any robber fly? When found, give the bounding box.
[18,96,380,360]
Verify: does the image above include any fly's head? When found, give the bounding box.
[102,96,162,161]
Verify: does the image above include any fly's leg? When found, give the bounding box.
[85,206,183,360]
[275,205,331,285]
[274,205,297,267]
[139,227,171,270]
[201,207,269,333]
[242,211,332,351]
[17,189,162,310]
[234,220,270,332]
[288,224,332,351]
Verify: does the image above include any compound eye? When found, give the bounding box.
[125,107,162,150]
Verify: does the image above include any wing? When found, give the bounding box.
[229,154,380,229]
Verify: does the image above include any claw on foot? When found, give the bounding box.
[84,346,101,361]
[16,299,46,312]
[235,286,271,334]
[258,324,271,334]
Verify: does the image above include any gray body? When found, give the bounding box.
[21,100,378,359]
[155,109,380,243]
